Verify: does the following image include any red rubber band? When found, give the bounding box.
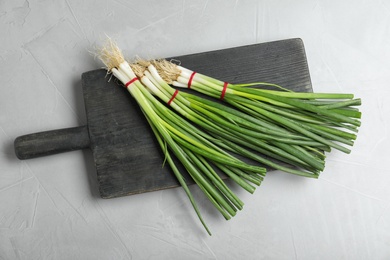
[168,90,179,106]
[220,82,228,100]
[187,72,196,89]
[125,77,139,88]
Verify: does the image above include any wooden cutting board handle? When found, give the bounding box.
[14,126,90,159]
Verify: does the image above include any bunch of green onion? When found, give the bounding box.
[98,40,361,235]
[153,59,361,169]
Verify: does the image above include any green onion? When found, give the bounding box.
[97,41,361,235]
[153,59,361,154]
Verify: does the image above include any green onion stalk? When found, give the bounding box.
[152,59,361,157]
[97,40,266,235]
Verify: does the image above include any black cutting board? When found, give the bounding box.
[14,38,312,198]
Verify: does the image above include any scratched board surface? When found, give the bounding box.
[81,38,312,199]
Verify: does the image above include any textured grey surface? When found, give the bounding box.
[1,1,389,259]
